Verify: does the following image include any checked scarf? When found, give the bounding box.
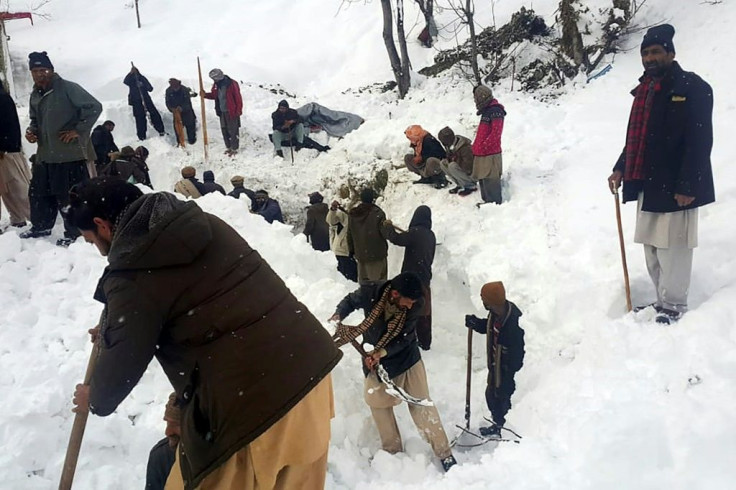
[333,286,408,351]
[624,77,661,182]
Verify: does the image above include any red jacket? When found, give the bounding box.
[204,77,243,117]
[472,99,505,156]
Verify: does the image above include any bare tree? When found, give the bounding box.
[381,0,412,98]
[445,0,482,85]
[414,0,435,47]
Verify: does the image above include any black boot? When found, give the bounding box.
[441,455,457,472]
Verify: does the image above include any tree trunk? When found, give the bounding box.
[395,0,412,98]
[465,0,482,85]
[559,0,587,68]
[380,0,411,99]
[415,0,435,47]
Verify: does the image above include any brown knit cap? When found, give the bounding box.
[480,281,505,306]
[181,166,196,178]
[438,127,455,147]
[163,392,180,424]
[474,85,494,111]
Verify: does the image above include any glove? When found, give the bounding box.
[465,314,485,330]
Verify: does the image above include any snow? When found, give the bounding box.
[1,0,736,489]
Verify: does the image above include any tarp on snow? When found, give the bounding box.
[296,102,363,138]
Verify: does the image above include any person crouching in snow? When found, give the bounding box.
[464,281,524,436]
[330,272,457,472]
[403,125,449,189]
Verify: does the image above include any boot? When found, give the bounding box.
[20,228,52,239]
[479,425,502,437]
[276,150,284,158]
[655,308,683,325]
[441,455,457,472]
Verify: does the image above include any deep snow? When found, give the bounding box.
[1,0,735,489]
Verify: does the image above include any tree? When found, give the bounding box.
[380,0,412,98]
[414,0,436,47]
[446,0,482,85]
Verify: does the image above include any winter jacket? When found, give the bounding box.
[228,185,255,202]
[472,99,505,157]
[613,62,714,213]
[417,134,446,163]
[204,77,243,117]
[303,202,330,252]
[335,280,422,379]
[145,437,175,490]
[0,89,22,153]
[165,85,197,126]
[131,155,152,188]
[347,203,388,262]
[253,198,284,224]
[468,301,524,388]
[123,72,155,106]
[28,74,102,163]
[201,171,226,195]
[444,135,474,175]
[272,108,301,133]
[382,206,435,286]
[88,193,342,489]
[90,125,119,165]
[174,177,206,199]
[99,158,147,184]
[326,207,350,257]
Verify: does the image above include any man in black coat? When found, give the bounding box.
[330,273,456,472]
[201,170,226,195]
[124,66,165,140]
[608,24,714,324]
[271,100,304,158]
[382,205,436,350]
[165,78,197,145]
[228,175,255,201]
[465,281,524,436]
[303,192,330,252]
[90,120,119,167]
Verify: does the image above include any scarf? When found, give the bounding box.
[333,286,408,351]
[624,77,661,182]
[405,125,428,166]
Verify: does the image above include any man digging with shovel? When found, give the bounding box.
[330,272,457,472]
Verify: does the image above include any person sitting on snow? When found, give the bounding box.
[437,126,477,196]
[201,170,226,195]
[251,189,284,224]
[173,166,205,199]
[228,175,255,201]
[271,100,304,158]
[464,281,524,437]
[403,125,449,189]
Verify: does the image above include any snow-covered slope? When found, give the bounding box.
[1,0,735,489]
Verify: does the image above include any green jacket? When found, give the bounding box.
[28,74,102,163]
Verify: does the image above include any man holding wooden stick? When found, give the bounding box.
[607,24,715,325]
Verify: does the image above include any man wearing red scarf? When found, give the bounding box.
[608,24,714,325]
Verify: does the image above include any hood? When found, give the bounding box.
[203,170,215,182]
[409,205,432,230]
[108,192,212,270]
[349,202,376,223]
[452,135,469,150]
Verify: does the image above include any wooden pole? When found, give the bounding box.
[135,0,141,29]
[464,327,473,430]
[173,109,186,148]
[197,57,209,162]
[58,342,99,490]
[614,192,633,312]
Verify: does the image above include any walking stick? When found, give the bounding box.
[464,327,473,431]
[196,57,209,162]
[58,341,99,490]
[288,128,294,162]
[614,191,633,312]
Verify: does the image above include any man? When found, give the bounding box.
[202,68,242,155]
[251,189,284,224]
[472,85,506,204]
[437,126,477,196]
[271,100,304,158]
[132,146,152,188]
[22,51,102,245]
[90,120,119,168]
[0,83,31,229]
[347,188,389,283]
[145,393,180,490]
[607,24,714,325]
[123,66,165,140]
[303,192,329,252]
[201,170,226,195]
[464,281,524,437]
[165,78,197,145]
[330,272,456,472]
[227,175,255,201]
[403,125,448,189]
[69,177,342,489]
[99,146,148,185]
[173,166,205,199]
[326,199,358,282]
[382,206,435,350]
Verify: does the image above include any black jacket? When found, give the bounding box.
[165,85,197,113]
[335,280,423,379]
[383,206,435,286]
[201,171,226,195]
[124,72,155,107]
[90,125,119,165]
[614,62,714,213]
[0,90,22,153]
[419,134,447,162]
[304,202,330,252]
[272,108,301,133]
[468,301,524,387]
[145,438,176,490]
[253,198,284,224]
[228,185,255,201]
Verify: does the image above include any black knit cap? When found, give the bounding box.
[360,188,375,204]
[390,272,424,301]
[641,24,675,54]
[28,51,54,70]
[278,99,289,108]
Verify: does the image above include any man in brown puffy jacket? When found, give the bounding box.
[69,177,342,490]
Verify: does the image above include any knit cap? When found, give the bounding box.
[474,85,494,111]
[28,51,53,70]
[480,281,506,307]
[641,24,675,54]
